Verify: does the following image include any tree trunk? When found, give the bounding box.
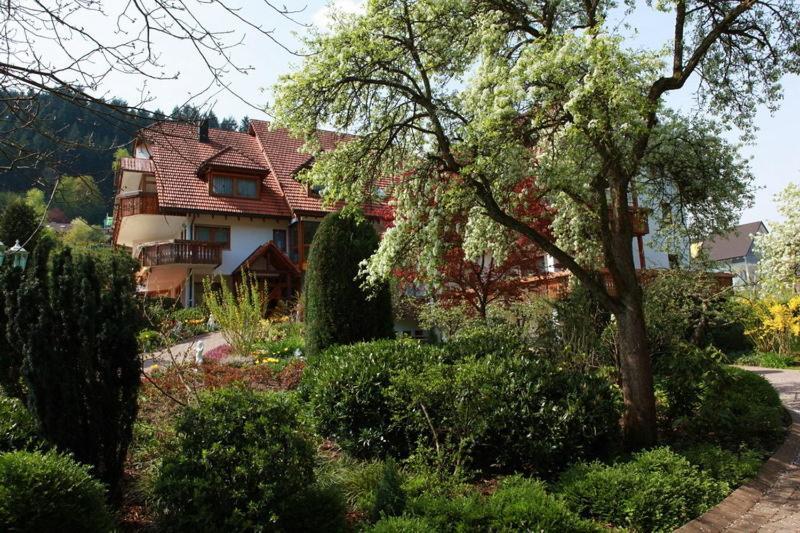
[614,291,657,448]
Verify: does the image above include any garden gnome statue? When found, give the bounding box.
[195,340,205,365]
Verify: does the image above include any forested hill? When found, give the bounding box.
[0,92,247,213]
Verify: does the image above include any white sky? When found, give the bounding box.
[79,0,799,227]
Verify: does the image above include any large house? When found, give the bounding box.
[112,120,389,309]
[694,221,768,287]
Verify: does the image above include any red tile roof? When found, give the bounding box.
[137,120,390,220]
[141,122,290,218]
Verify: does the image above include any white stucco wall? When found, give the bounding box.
[190,214,290,275]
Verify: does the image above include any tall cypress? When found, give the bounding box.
[0,266,24,399]
[17,247,140,499]
[303,211,394,356]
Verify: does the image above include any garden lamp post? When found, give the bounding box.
[0,240,29,269]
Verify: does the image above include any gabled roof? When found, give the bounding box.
[233,241,300,276]
[141,121,290,217]
[702,221,767,262]
[137,120,391,220]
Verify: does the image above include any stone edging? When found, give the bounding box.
[676,407,800,532]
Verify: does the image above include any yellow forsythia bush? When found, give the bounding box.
[745,297,800,355]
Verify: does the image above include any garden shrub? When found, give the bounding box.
[686,366,786,451]
[202,273,267,358]
[303,211,394,356]
[0,395,39,452]
[371,458,406,521]
[316,456,393,518]
[734,351,796,368]
[678,444,763,487]
[137,329,162,352]
[388,476,600,533]
[389,353,622,475]
[743,297,800,355]
[279,483,348,533]
[154,387,342,531]
[558,447,729,532]
[0,450,113,532]
[301,339,441,458]
[15,246,140,498]
[442,323,527,361]
[653,343,727,423]
[368,515,435,533]
[0,266,24,400]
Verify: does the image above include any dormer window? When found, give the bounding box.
[308,184,326,198]
[210,174,259,199]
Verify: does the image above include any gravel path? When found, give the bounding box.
[141,331,227,370]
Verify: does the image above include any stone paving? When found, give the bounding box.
[679,367,800,533]
[142,331,227,370]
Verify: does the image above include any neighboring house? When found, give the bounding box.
[112,119,389,309]
[694,221,768,287]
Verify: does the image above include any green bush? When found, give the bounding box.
[0,396,39,452]
[654,343,727,423]
[686,366,786,450]
[301,339,441,458]
[558,447,729,532]
[371,458,406,521]
[383,476,599,532]
[316,456,391,517]
[305,337,621,475]
[0,450,113,532]
[367,516,435,533]
[389,353,622,475]
[679,444,763,487]
[137,329,162,352]
[171,307,206,322]
[154,387,342,531]
[279,484,348,533]
[442,323,527,361]
[734,351,796,368]
[303,211,394,356]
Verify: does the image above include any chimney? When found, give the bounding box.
[199,118,210,143]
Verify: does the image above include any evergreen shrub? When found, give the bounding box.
[0,395,39,452]
[154,387,343,531]
[303,211,393,356]
[558,447,729,533]
[0,450,113,532]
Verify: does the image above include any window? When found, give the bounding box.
[194,225,230,249]
[142,175,157,194]
[210,175,259,198]
[273,229,287,253]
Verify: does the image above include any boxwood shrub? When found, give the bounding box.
[0,450,113,532]
[0,395,40,452]
[557,447,729,532]
[154,387,344,531]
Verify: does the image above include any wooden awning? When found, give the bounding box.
[233,241,301,277]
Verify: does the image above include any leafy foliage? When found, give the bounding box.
[0,395,39,452]
[303,211,394,356]
[678,444,763,488]
[755,183,800,296]
[153,387,342,532]
[0,199,38,251]
[14,246,140,498]
[0,450,113,532]
[202,273,266,358]
[558,447,729,533]
[743,297,800,355]
[372,475,600,533]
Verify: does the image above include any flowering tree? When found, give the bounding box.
[273,0,798,447]
[755,183,800,296]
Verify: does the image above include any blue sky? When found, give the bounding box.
[101,0,798,226]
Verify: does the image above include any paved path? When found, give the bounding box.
[142,331,227,370]
[680,367,800,532]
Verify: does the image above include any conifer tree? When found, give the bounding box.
[16,247,140,499]
[304,212,393,356]
[0,199,38,251]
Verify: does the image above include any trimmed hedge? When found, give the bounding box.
[0,450,113,532]
[154,387,344,531]
[303,211,394,356]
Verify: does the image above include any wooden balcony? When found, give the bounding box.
[139,240,222,267]
[116,191,159,218]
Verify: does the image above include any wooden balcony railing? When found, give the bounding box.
[139,240,222,267]
[116,191,159,218]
